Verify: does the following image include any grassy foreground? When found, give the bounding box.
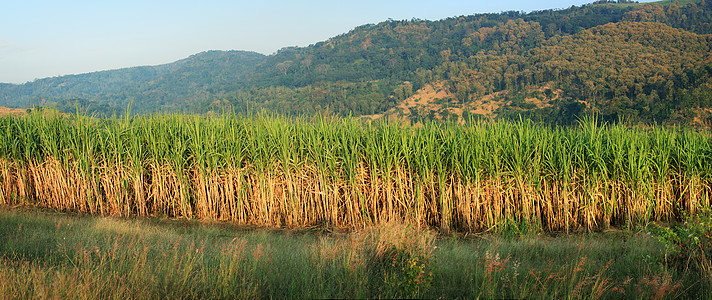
[0,206,707,299]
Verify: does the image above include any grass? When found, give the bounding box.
[1,205,708,298]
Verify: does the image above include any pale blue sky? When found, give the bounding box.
[0,0,657,84]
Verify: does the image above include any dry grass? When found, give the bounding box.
[2,206,703,298]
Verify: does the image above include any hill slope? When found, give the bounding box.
[1,0,711,125]
[0,50,266,114]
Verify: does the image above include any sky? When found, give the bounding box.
[0,0,658,84]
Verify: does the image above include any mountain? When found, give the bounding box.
[0,50,266,114]
[1,0,712,126]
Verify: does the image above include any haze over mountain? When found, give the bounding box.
[1,0,711,126]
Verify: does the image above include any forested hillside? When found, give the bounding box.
[0,51,266,114]
[1,0,711,125]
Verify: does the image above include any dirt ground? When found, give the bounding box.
[0,106,28,116]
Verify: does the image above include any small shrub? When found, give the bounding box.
[382,247,433,298]
[360,222,436,298]
[652,207,712,286]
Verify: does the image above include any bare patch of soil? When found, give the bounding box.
[470,91,507,117]
[0,106,28,117]
[360,83,565,124]
[396,82,452,115]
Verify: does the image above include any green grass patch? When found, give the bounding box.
[1,206,709,298]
